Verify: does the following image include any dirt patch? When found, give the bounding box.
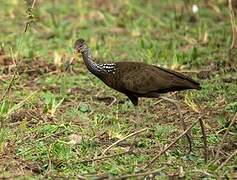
[10,109,44,127]
[67,87,89,96]
[0,48,14,66]
[92,96,117,106]
[0,142,42,177]
[0,50,58,79]
[95,131,120,147]
[3,57,57,76]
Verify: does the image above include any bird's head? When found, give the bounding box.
[74,39,87,54]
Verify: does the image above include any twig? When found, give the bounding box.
[215,149,237,172]
[77,175,87,180]
[102,128,148,155]
[93,95,117,107]
[84,167,166,180]
[214,112,237,160]
[0,1,35,103]
[191,169,215,177]
[80,151,131,164]
[144,118,200,169]
[0,173,26,179]
[153,92,176,106]
[199,118,208,162]
[114,167,166,179]
[228,0,237,49]
[45,144,52,176]
[108,96,117,107]
[179,69,210,73]
[34,128,67,142]
[31,0,36,8]
[6,90,39,117]
[160,96,193,154]
[24,0,36,32]
[0,71,17,103]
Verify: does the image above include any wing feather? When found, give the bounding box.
[120,63,200,94]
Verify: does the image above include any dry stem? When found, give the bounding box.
[102,128,148,155]
[24,0,36,32]
[216,149,237,172]
[0,71,17,103]
[84,167,166,180]
[199,118,208,162]
[215,112,237,160]
[228,0,237,49]
[81,151,131,164]
[160,96,193,154]
[114,167,166,179]
[144,118,200,169]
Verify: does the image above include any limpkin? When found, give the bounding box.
[74,39,201,150]
[74,39,200,105]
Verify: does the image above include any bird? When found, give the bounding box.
[74,38,201,107]
[74,38,201,152]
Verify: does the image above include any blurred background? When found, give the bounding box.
[0,0,236,67]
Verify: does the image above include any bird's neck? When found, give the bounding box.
[81,48,106,76]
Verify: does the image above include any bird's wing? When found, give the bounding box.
[121,65,197,94]
[121,66,171,94]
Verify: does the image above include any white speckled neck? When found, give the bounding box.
[81,47,107,76]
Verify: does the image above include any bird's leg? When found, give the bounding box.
[135,105,139,124]
[160,96,192,154]
[129,105,140,151]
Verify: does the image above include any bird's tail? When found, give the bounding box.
[183,78,201,90]
[157,66,201,91]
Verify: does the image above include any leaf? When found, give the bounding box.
[79,103,90,113]
[225,102,237,113]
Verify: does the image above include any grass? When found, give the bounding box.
[0,0,237,178]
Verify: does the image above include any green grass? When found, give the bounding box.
[0,0,237,178]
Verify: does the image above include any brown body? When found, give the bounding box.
[99,62,200,105]
[74,39,201,106]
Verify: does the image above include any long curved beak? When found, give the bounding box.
[73,49,82,60]
[73,49,79,55]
